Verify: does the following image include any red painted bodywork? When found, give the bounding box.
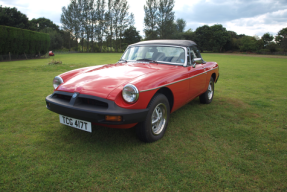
[55,61,219,128]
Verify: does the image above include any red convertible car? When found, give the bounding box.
[46,40,219,142]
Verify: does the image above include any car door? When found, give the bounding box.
[187,47,207,102]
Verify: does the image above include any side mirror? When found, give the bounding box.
[194,58,203,64]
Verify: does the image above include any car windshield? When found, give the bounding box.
[121,46,186,65]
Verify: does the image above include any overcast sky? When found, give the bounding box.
[0,0,286,37]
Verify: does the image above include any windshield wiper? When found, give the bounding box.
[136,59,157,63]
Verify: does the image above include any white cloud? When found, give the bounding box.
[173,0,200,11]
[225,9,287,36]
[0,0,70,25]
[127,0,145,36]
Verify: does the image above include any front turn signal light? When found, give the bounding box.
[105,115,122,122]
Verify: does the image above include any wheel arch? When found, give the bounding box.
[211,73,216,82]
[153,87,174,112]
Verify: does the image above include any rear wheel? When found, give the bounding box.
[199,77,214,104]
[136,94,170,142]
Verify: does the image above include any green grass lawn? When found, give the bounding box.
[0,53,286,191]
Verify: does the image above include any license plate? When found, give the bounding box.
[59,115,92,132]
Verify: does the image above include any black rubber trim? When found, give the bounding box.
[216,73,219,83]
[46,91,149,124]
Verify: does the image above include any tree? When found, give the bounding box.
[144,0,158,39]
[278,27,287,38]
[280,38,287,52]
[61,0,80,51]
[0,6,30,29]
[169,18,186,39]
[117,1,131,52]
[194,25,212,52]
[239,36,258,52]
[275,27,287,44]
[276,27,287,51]
[106,0,114,51]
[123,26,141,45]
[41,28,63,50]
[266,42,278,52]
[112,0,122,52]
[79,0,94,52]
[210,24,230,52]
[96,0,106,52]
[181,28,195,41]
[29,18,59,32]
[261,32,274,47]
[104,0,131,52]
[61,0,84,51]
[223,31,239,51]
[175,18,185,33]
[157,0,175,39]
[87,0,97,52]
[61,0,135,52]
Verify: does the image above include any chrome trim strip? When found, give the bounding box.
[140,66,218,93]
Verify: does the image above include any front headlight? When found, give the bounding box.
[53,76,64,89]
[122,84,139,103]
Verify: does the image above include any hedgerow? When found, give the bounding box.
[0,25,50,55]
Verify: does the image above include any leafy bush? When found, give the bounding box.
[266,42,278,52]
[239,36,258,52]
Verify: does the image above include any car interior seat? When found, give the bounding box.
[152,52,165,61]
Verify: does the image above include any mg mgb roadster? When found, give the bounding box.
[45,40,219,142]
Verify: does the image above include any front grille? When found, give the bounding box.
[77,97,108,109]
[52,94,72,103]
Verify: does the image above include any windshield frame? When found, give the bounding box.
[120,45,188,67]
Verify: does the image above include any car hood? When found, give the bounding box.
[57,62,161,98]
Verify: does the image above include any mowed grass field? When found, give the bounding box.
[0,53,286,191]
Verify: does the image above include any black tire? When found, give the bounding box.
[136,94,170,143]
[199,77,214,104]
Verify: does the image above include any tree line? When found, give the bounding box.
[142,0,287,53]
[61,0,140,52]
[144,0,185,39]
[180,25,287,53]
[1,2,287,54]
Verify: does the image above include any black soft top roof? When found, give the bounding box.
[130,39,197,47]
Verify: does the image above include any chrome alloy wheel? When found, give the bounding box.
[151,103,167,135]
[207,80,214,100]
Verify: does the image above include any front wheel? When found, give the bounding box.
[199,77,214,104]
[136,94,170,143]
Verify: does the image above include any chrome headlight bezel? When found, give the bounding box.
[53,76,64,89]
[122,84,139,103]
